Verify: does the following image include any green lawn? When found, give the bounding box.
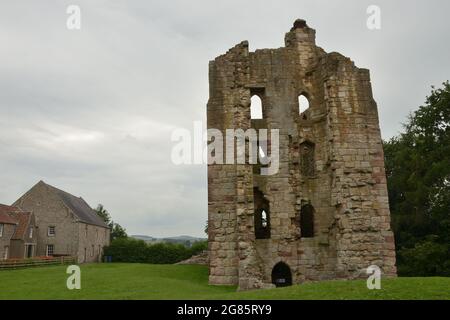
[0,263,448,300]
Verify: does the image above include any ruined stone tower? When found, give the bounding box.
[207,20,397,290]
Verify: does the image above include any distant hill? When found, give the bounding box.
[164,235,204,241]
[130,235,206,247]
[132,235,156,241]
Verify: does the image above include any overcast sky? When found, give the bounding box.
[0,0,448,237]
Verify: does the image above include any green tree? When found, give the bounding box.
[110,223,127,240]
[96,204,111,224]
[95,204,128,241]
[384,81,450,276]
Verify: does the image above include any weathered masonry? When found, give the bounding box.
[207,20,397,290]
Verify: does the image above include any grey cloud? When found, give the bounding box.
[1,0,449,237]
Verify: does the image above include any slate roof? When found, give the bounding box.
[44,182,109,228]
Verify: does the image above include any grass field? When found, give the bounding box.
[0,263,448,300]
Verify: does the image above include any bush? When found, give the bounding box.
[190,240,208,255]
[104,238,208,264]
[397,236,450,277]
[103,238,148,263]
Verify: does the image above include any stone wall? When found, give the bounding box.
[0,223,16,259]
[14,182,79,257]
[77,222,110,263]
[10,214,38,258]
[207,19,396,291]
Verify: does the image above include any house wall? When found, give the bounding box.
[0,223,16,259]
[9,239,24,258]
[9,215,38,259]
[77,222,110,263]
[13,182,79,257]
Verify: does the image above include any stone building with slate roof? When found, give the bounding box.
[13,181,110,263]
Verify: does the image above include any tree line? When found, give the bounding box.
[384,81,450,276]
[95,205,207,264]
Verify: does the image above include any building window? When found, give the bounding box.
[48,226,55,237]
[46,244,54,256]
[261,210,268,228]
[91,245,94,257]
[3,246,9,260]
[300,204,315,238]
[250,95,263,119]
[85,225,88,237]
[29,227,33,239]
[253,188,271,239]
[0,224,3,237]
[298,94,310,114]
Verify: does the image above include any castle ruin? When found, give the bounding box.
[207,19,397,290]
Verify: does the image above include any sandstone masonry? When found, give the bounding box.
[207,20,397,290]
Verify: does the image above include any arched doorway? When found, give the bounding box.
[271,262,292,287]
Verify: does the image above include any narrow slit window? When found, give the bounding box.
[254,188,270,239]
[261,210,268,228]
[300,204,315,238]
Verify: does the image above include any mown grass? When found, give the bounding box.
[0,263,448,300]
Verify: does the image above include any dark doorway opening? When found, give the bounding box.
[271,262,292,287]
[26,245,33,258]
[300,204,315,238]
